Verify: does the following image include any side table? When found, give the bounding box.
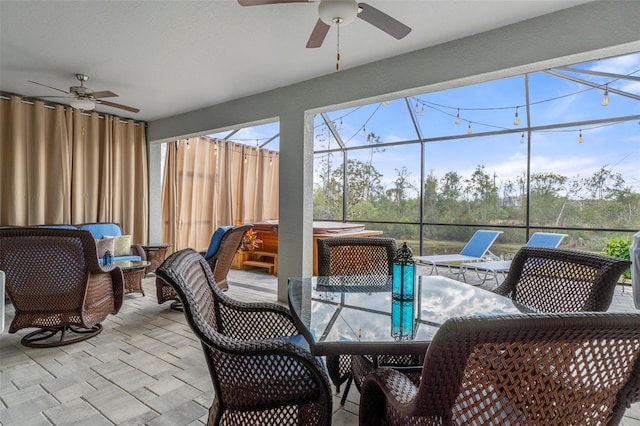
[140,244,173,273]
[114,260,151,296]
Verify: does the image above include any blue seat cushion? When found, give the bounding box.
[204,226,233,258]
[275,333,329,378]
[99,255,141,265]
[79,223,122,239]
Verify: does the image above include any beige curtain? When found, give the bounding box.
[161,136,279,252]
[0,95,148,243]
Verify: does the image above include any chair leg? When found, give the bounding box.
[340,374,353,406]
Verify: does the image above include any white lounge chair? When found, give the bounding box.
[414,230,502,275]
[460,232,567,285]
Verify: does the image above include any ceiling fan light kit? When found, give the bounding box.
[318,0,358,25]
[70,98,95,111]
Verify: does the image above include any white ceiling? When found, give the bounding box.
[0,0,594,122]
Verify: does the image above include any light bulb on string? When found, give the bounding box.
[467,122,473,134]
[602,85,609,106]
[255,141,260,152]
[513,107,520,126]
[362,126,367,137]
[415,100,420,114]
[186,140,190,150]
[520,133,525,144]
[419,105,424,117]
[244,153,248,163]
[339,118,343,130]
[269,156,273,166]
[578,130,583,144]
[455,109,460,125]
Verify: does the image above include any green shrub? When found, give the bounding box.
[603,239,631,280]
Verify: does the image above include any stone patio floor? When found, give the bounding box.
[1,265,639,425]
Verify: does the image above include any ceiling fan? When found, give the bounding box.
[238,0,411,48]
[28,73,140,113]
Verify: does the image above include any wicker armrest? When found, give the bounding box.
[359,367,419,424]
[131,244,147,261]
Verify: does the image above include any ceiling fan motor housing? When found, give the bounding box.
[318,0,358,26]
[70,86,93,97]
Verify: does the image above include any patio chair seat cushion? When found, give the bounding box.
[204,226,233,258]
[274,332,329,377]
[78,223,123,239]
[99,254,141,265]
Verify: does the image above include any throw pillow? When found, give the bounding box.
[103,235,132,256]
[95,238,116,258]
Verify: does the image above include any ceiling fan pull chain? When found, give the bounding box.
[336,22,341,71]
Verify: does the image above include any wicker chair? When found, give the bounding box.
[156,248,332,426]
[317,237,421,404]
[156,224,251,310]
[359,312,640,426]
[493,246,631,312]
[0,228,124,347]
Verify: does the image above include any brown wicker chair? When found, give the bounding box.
[493,246,631,312]
[156,248,332,426]
[156,224,251,310]
[359,312,640,426]
[0,228,124,347]
[317,237,421,404]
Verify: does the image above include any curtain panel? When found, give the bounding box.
[161,136,279,252]
[0,95,148,243]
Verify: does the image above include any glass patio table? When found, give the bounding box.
[287,275,533,357]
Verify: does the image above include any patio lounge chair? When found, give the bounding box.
[156,224,251,310]
[359,312,640,426]
[460,232,567,285]
[414,230,502,275]
[157,248,332,425]
[0,228,124,347]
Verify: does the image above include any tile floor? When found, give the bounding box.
[1,265,639,425]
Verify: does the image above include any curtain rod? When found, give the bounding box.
[0,93,147,127]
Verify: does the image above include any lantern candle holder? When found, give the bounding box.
[391,298,414,340]
[392,242,415,300]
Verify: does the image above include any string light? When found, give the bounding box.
[335,22,341,71]
[578,129,583,144]
[513,107,520,126]
[415,100,420,114]
[520,133,525,144]
[467,122,473,134]
[455,109,460,125]
[602,84,609,106]
[362,126,367,137]
[419,105,424,117]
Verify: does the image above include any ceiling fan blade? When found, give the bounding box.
[306,19,330,48]
[91,90,118,99]
[96,99,140,114]
[28,80,70,95]
[238,0,309,6]
[357,2,411,40]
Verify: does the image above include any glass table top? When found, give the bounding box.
[288,275,533,356]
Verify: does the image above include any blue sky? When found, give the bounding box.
[210,51,640,195]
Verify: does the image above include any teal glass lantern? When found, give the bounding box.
[392,242,415,300]
[391,298,414,340]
